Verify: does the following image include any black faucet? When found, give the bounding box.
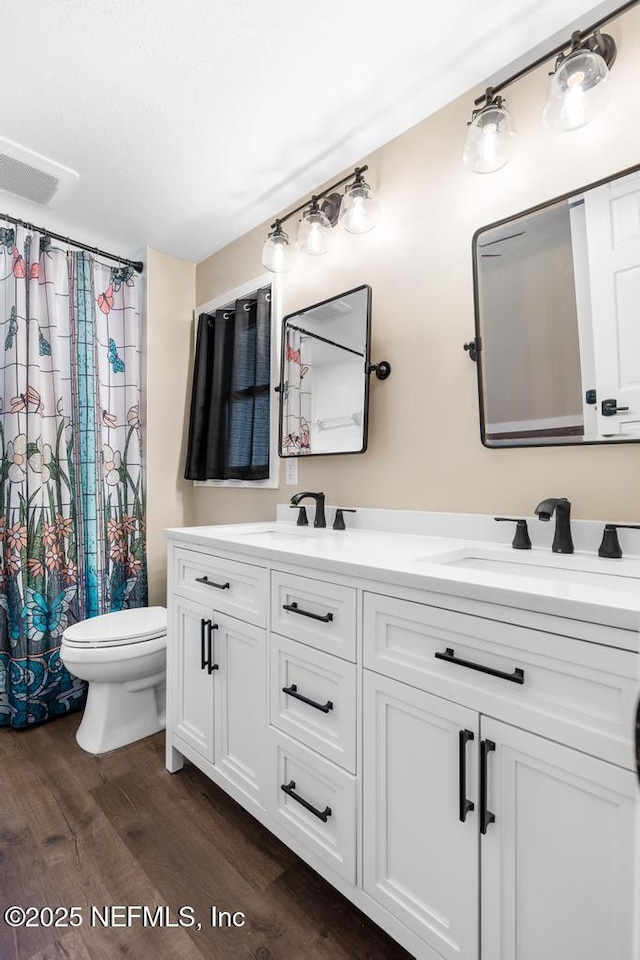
[534,497,574,554]
[290,491,326,528]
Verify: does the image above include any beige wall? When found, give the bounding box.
[189,7,640,526]
[146,248,195,604]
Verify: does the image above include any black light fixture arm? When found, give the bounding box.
[0,211,144,273]
[473,0,637,107]
[270,166,368,230]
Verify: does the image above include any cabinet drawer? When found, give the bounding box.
[173,547,266,626]
[364,593,639,771]
[269,729,356,884]
[270,633,356,773]
[271,572,357,660]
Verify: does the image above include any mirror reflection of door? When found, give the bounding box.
[474,165,640,447]
[583,172,640,439]
[279,286,370,457]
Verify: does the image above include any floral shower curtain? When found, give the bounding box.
[0,225,147,729]
[281,325,313,455]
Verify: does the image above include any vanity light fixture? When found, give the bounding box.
[296,199,333,256]
[463,90,518,174]
[338,169,380,234]
[261,220,292,273]
[542,29,615,132]
[261,165,379,273]
[462,0,637,174]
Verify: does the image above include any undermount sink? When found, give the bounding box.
[421,547,640,591]
[227,524,333,542]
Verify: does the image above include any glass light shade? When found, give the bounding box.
[338,181,380,234]
[543,49,612,132]
[296,207,333,255]
[463,101,518,174]
[261,226,292,273]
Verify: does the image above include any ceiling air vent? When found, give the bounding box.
[0,138,78,206]
[304,298,353,323]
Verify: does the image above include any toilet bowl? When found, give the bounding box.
[60,606,167,755]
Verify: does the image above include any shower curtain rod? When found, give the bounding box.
[288,323,364,358]
[0,211,144,274]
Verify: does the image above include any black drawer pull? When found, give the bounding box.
[282,683,333,714]
[280,780,332,822]
[480,739,496,835]
[195,575,230,590]
[435,647,524,684]
[459,729,475,823]
[282,601,333,623]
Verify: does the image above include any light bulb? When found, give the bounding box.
[543,48,612,131]
[261,224,292,273]
[338,180,379,234]
[296,206,332,256]
[463,99,518,174]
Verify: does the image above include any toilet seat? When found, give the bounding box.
[62,606,167,648]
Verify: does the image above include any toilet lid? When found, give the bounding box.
[62,606,167,648]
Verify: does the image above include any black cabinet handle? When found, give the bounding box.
[435,647,524,685]
[200,618,218,673]
[459,729,475,823]
[208,620,219,674]
[195,575,230,590]
[480,739,496,835]
[200,618,208,671]
[280,780,332,822]
[282,601,333,623]
[282,683,333,714]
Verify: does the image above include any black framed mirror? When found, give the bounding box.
[278,284,386,457]
[471,162,640,448]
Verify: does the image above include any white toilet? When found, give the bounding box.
[60,606,167,755]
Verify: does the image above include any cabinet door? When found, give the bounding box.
[172,596,215,763]
[481,717,640,960]
[213,612,267,812]
[363,671,479,960]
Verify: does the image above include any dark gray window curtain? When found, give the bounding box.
[185,286,271,481]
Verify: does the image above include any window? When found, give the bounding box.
[185,275,281,488]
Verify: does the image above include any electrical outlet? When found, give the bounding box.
[285,458,298,485]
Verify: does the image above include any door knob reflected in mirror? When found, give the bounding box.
[601,398,629,417]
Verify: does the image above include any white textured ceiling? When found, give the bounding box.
[1,0,622,262]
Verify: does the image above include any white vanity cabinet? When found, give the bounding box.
[363,671,480,960]
[167,546,268,815]
[362,591,640,960]
[172,595,215,762]
[166,524,640,960]
[481,718,639,960]
[267,568,359,884]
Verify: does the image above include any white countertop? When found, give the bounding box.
[165,514,640,637]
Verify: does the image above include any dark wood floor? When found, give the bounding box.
[0,714,412,960]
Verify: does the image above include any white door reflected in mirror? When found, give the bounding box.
[473,165,640,447]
